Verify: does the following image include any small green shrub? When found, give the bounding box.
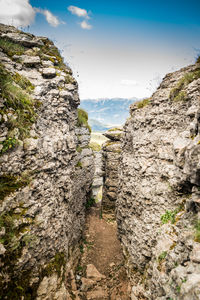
[89,141,101,151]
[173,91,187,102]
[85,197,96,209]
[158,251,167,261]
[0,37,25,57]
[196,56,200,64]
[161,209,178,224]
[136,98,150,109]
[194,220,200,242]
[77,108,91,133]
[75,161,82,168]
[0,137,18,154]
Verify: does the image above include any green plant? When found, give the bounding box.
[0,173,30,202]
[85,197,95,209]
[173,91,187,102]
[0,137,18,154]
[136,98,150,109]
[0,63,36,145]
[194,219,200,242]
[158,251,167,261]
[89,141,101,151]
[170,70,200,101]
[77,108,91,133]
[196,56,200,64]
[161,209,178,224]
[75,161,82,168]
[76,145,82,153]
[0,37,25,57]
[12,73,34,93]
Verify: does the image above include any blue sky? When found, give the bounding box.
[1,0,200,99]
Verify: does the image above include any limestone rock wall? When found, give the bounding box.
[116,62,200,299]
[0,24,94,299]
[102,129,122,213]
[92,150,104,202]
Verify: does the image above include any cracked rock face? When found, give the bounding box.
[102,129,122,214]
[116,62,200,299]
[0,24,94,298]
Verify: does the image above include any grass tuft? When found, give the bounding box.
[136,98,150,109]
[0,37,25,57]
[0,63,37,151]
[89,141,101,151]
[194,220,200,242]
[77,108,91,133]
[170,70,200,101]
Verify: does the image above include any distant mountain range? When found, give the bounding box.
[80,98,138,132]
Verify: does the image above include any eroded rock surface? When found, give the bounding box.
[102,128,122,213]
[116,62,200,299]
[0,24,94,299]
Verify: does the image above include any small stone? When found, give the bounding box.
[0,244,6,255]
[22,55,41,67]
[59,90,73,100]
[81,278,95,291]
[42,67,56,78]
[86,264,106,282]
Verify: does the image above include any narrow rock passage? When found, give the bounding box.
[75,205,131,299]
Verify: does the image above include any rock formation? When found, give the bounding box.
[116,62,200,299]
[0,24,94,299]
[102,128,122,214]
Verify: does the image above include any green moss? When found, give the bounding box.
[0,173,30,202]
[158,251,167,262]
[194,220,200,242]
[0,63,37,148]
[0,37,25,57]
[85,197,96,210]
[77,108,91,133]
[0,208,37,300]
[42,252,66,278]
[89,141,101,151]
[76,145,82,153]
[136,98,150,109]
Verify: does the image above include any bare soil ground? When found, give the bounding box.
[74,205,131,299]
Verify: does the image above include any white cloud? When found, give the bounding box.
[120,79,139,86]
[0,0,35,27]
[68,5,89,18]
[80,20,92,30]
[0,0,63,28]
[36,8,62,27]
[68,5,92,29]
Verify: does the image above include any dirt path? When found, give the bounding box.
[74,205,131,299]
